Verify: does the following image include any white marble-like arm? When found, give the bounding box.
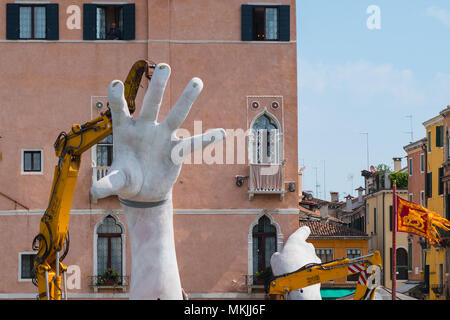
[90,63,226,299]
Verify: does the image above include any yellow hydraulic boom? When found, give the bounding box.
[269,251,382,300]
[31,60,156,300]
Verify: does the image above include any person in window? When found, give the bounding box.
[107,22,121,40]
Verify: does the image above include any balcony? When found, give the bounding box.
[88,275,129,293]
[93,166,109,182]
[91,166,110,203]
[248,163,286,201]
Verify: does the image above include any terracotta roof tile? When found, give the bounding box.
[299,220,368,238]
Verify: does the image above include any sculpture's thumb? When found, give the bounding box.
[90,169,127,199]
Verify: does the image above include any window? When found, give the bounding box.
[22,149,42,173]
[446,194,450,220]
[254,7,278,40]
[389,205,393,231]
[83,3,135,40]
[448,133,450,160]
[19,253,37,280]
[436,125,443,148]
[428,131,431,152]
[249,114,282,164]
[439,167,444,195]
[252,216,276,284]
[409,194,413,202]
[241,4,290,41]
[420,190,425,206]
[97,135,113,167]
[420,153,425,172]
[391,248,408,280]
[426,172,432,197]
[373,208,377,234]
[408,158,412,176]
[347,249,361,281]
[6,3,59,40]
[96,216,123,282]
[316,249,333,263]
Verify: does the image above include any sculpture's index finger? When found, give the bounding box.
[138,63,171,122]
[108,80,131,126]
[163,77,203,131]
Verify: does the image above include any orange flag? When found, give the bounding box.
[396,197,450,245]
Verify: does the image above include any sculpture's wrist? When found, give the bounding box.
[118,197,169,208]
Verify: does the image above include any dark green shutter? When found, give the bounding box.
[439,167,444,195]
[278,5,290,41]
[426,172,432,197]
[374,208,377,233]
[122,4,135,40]
[6,3,20,40]
[83,4,97,40]
[424,265,430,292]
[408,243,412,270]
[389,205,393,231]
[241,5,253,41]
[46,4,59,40]
[436,126,443,147]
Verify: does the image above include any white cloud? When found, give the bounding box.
[427,6,450,27]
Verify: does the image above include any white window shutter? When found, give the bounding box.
[248,130,258,164]
[277,130,283,164]
[259,129,267,163]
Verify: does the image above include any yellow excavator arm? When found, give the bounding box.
[31,60,156,300]
[269,250,382,300]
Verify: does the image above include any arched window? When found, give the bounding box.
[97,215,123,280]
[252,215,277,284]
[396,248,408,280]
[249,113,281,164]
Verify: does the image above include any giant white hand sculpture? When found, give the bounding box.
[91,63,226,299]
[270,226,322,300]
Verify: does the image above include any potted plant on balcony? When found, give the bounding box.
[253,267,273,291]
[98,268,120,286]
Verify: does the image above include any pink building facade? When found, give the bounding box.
[403,139,427,283]
[0,0,299,299]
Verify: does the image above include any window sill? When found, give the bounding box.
[91,284,127,293]
[21,171,44,175]
[248,190,286,201]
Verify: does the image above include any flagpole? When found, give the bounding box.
[392,180,397,300]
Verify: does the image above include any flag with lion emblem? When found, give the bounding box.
[396,197,450,245]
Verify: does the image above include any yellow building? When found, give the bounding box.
[364,188,409,289]
[298,219,369,299]
[423,114,446,300]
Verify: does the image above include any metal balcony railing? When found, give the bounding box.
[248,163,285,200]
[88,275,129,288]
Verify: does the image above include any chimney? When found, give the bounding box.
[330,191,339,202]
[355,187,365,203]
[319,204,329,219]
[345,194,353,211]
[393,157,402,172]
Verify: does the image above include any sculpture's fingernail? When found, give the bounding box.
[159,65,167,70]
[193,83,198,88]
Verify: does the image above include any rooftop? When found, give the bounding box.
[299,220,368,239]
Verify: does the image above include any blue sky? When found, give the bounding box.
[297,0,450,200]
